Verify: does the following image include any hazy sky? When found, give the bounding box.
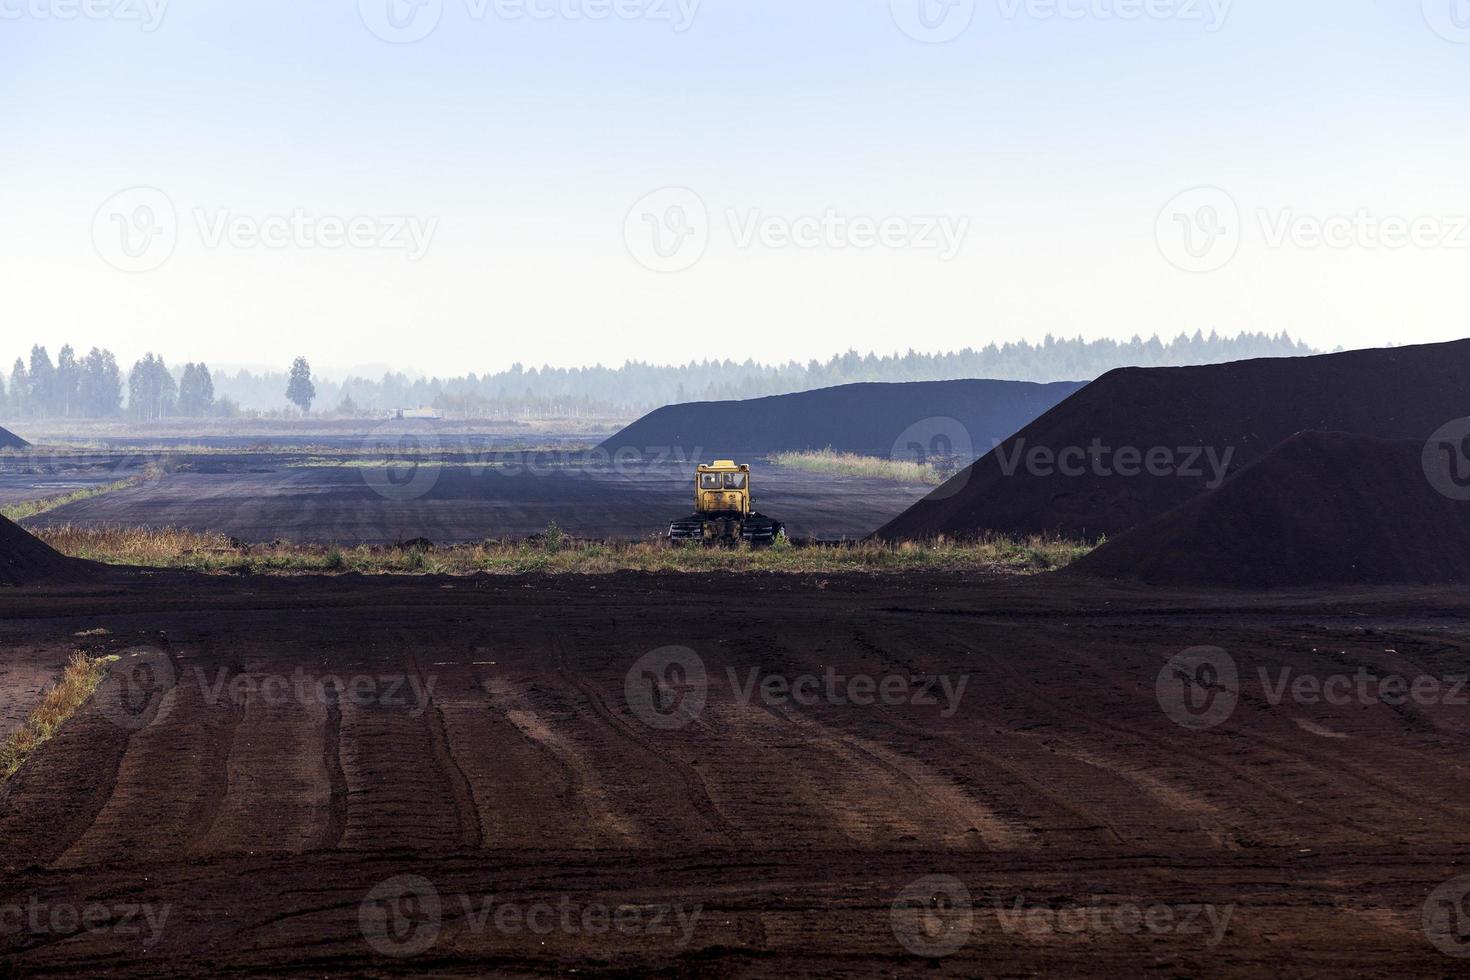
[3,0,1468,378]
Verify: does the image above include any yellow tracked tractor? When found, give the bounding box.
[668,460,786,544]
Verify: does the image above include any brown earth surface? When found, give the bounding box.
[0,641,81,740]
[1074,431,1470,588]
[878,339,1470,542]
[2,569,1470,975]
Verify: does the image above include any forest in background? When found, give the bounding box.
[2,331,1319,420]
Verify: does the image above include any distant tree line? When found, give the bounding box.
[294,330,1318,417]
[1,345,229,420]
[1,331,1319,420]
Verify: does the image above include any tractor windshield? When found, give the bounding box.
[700,473,722,489]
[723,473,747,489]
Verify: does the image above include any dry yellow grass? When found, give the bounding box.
[34,524,1091,577]
[0,652,108,781]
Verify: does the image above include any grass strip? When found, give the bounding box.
[767,449,948,486]
[34,524,1092,577]
[0,653,109,781]
[1,478,140,523]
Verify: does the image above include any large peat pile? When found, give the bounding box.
[600,380,1085,460]
[1072,431,1470,587]
[878,340,1470,541]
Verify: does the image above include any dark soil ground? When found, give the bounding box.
[879,339,1470,541]
[1075,431,1470,588]
[16,454,932,543]
[2,569,1470,975]
[602,379,1085,460]
[0,472,127,507]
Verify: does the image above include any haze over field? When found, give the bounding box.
[3,1,1466,374]
[0,330,1313,418]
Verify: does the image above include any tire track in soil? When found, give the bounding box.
[682,696,873,846]
[483,675,640,847]
[335,652,470,852]
[318,678,348,851]
[0,641,138,866]
[720,704,888,848]
[848,626,1130,847]
[55,648,244,868]
[1264,641,1470,796]
[587,621,896,862]
[410,653,484,849]
[909,621,1330,847]
[1047,738,1236,849]
[871,702,1128,847]
[718,631,1030,849]
[885,624,1244,850]
[992,635,1315,848]
[196,658,333,856]
[551,636,747,847]
[0,709,133,869]
[1357,635,1470,742]
[973,637,1401,846]
[754,696,1031,850]
[1192,718,1470,837]
[183,652,244,860]
[0,849,1451,976]
[1066,635,1470,840]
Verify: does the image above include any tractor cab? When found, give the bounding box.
[695,460,752,517]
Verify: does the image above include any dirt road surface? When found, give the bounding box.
[2,572,1470,975]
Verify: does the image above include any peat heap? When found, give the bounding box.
[600,380,1085,460]
[1072,431,1470,588]
[877,340,1470,541]
[0,515,95,587]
